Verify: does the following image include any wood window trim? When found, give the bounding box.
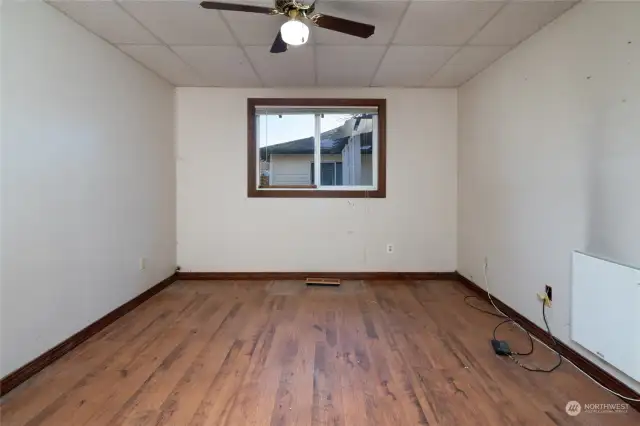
[247,98,387,198]
[259,185,317,189]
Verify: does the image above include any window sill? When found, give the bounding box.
[249,188,386,198]
[259,185,317,189]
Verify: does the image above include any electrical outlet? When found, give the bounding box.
[139,257,146,271]
[537,285,552,307]
[386,244,394,254]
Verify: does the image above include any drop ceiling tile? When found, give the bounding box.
[427,45,511,87]
[393,1,503,46]
[173,46,261,86]
[122,0,273,3]
[410,0,501,1]
[222,10,288,46]
[316,46,386,87]
[119,45,203,86]
[313,1,408,46]
[177,0,274,4]
[245,46,315,87]
[470,1,575,46]
[49,1,158,44]
[372,46,458,87]
[323,0,407,2]
[120,1,236,45]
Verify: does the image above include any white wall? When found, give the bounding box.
[458,2,640,391]
[177,88,457,272]
[0,1,176,377]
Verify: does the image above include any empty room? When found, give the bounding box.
[1,0,639,425]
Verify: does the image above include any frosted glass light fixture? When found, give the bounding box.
[280,20,310,46]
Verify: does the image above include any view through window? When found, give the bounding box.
[249,99,385,198]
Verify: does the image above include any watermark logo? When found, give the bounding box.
[565,400,629,416]
[565,401,582,416]
[584,403,629,414]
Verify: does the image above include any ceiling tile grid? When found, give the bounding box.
[245,44,316,86]
[317,45,387,86]
[372,46,459,87]
[46,0,578,87]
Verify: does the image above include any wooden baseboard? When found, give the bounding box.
[176,271,459,281]
[455,271,640,411]
[0,273,178,397]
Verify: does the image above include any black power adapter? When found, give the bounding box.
[491,339,511,356]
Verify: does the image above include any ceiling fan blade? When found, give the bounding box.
[200,1,275,14]
[270,31,288,54]
[306,1,316,15]
[311,14,375,39]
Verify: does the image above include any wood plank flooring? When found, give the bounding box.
[1,279,638,425]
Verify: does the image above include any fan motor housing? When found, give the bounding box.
[276,0,310,15]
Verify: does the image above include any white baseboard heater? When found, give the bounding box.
[571,251,640,382]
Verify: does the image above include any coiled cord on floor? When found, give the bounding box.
[463,264,640,401]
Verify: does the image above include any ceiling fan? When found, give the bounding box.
[200,1,375,53]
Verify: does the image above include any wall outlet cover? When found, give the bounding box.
[545,285,552,301]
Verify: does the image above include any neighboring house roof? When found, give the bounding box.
[260,130,373,160]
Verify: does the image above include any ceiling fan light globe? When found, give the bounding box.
[280,20,309,46]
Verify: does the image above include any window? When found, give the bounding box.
[248,98,386,198]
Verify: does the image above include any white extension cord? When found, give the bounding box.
[482,263,640,402]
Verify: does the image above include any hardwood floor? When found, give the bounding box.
[1,279,638,425]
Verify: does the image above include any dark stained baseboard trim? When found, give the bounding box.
[455,271,640,412]
[0,273,178,397]
[176,271,459,281]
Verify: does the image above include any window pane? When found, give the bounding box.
[320,112,375,187]
[311,162,338,185]
[258,113,315,187]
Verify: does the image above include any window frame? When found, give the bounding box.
[247,98,386,198]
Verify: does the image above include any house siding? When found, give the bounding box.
[270,154,372,186]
